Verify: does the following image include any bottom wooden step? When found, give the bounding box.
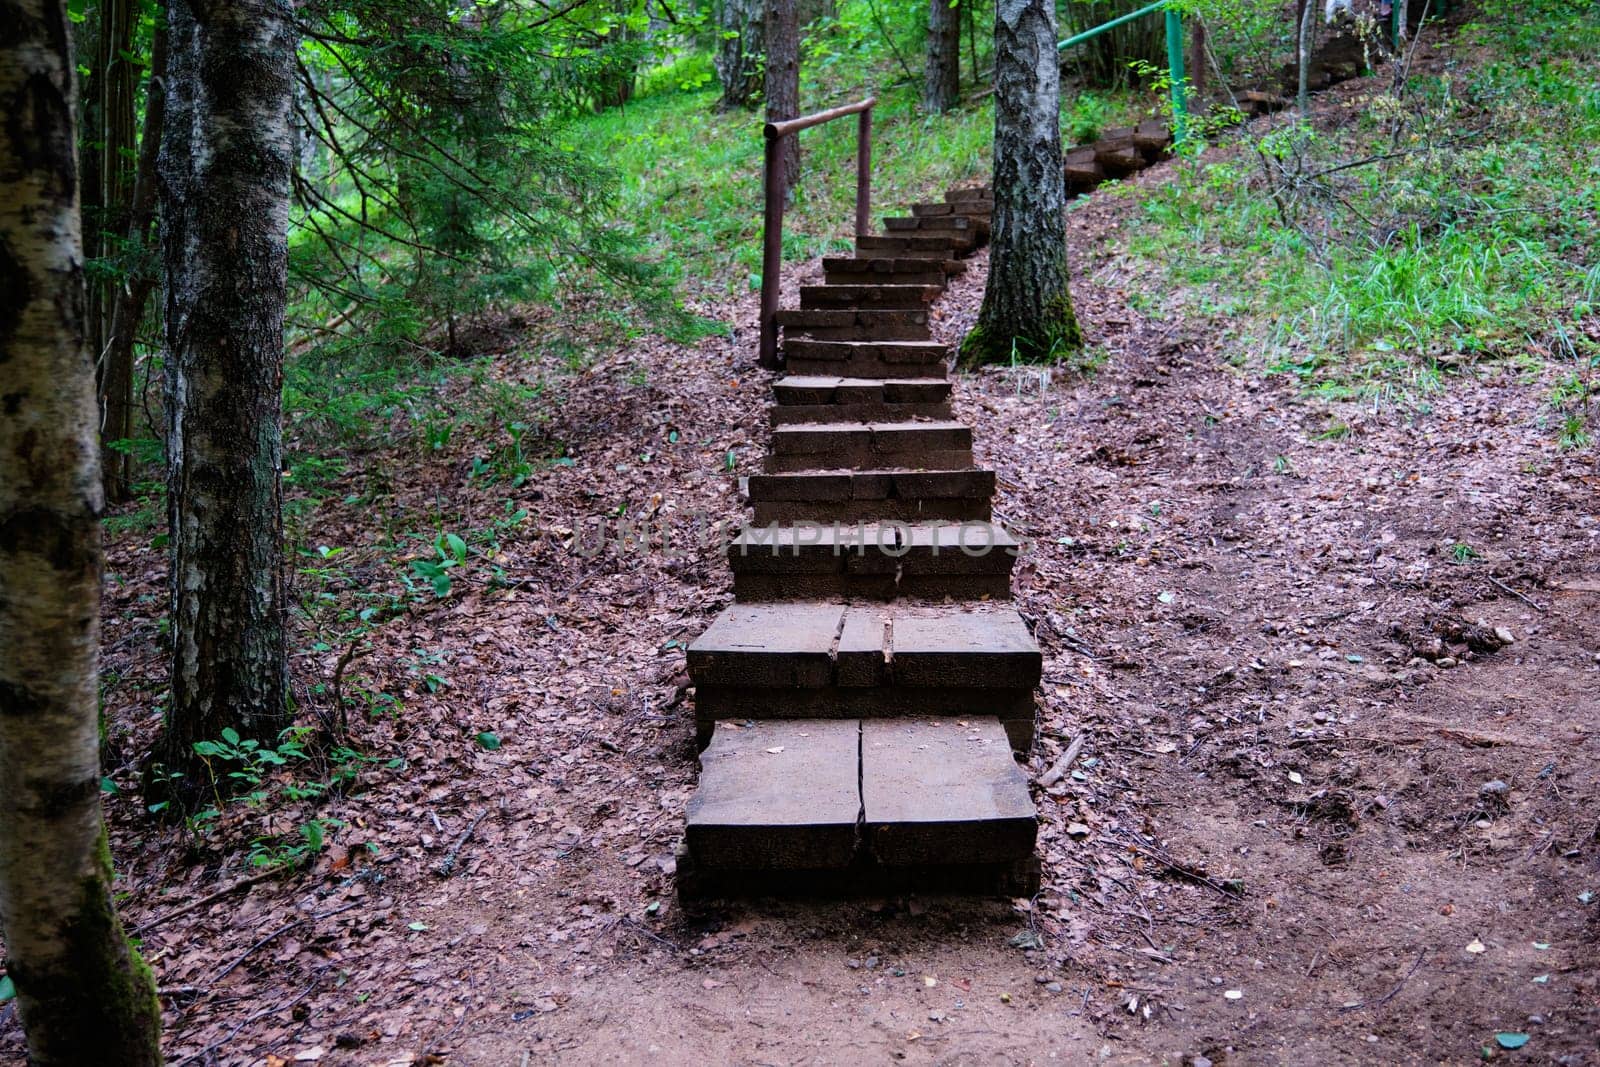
[680,717,1038,896]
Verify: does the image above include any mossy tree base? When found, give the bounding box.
[957,295,1083,369]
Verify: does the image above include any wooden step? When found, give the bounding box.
[678,716,1038,895]
[771,375,951,425]
[883,215,988,244]
[822,256,961,288]
[1063,146,1105,193]
[911,200,993,219]
[944,185,992,203]
[776,308,931,342]
[685,718,1035,869]
[685,719,861,871]
[747,466,994,523]
[1133,119,1172,160]
[855,233,974,258]
[799,284,944,311]
[863,718,1036,866]
[729,520,1017,600]
[782,339,948,379]
[766,420,973,473]
[1237,88,1288,116]
[688,602,1040,749]
[1093,131,1146,178]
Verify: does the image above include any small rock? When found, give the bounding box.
[1480,780,1510,797]
[1436,656,1457,668]
[1192,1058,1213,1067]
[1066,822,1091,839]
[1494,627,1515,645]
[865,955,879,969]
[1046,982,1063,993]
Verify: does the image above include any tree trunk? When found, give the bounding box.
[959,0,1079,367]
[84,0,140,502]
[964,0,978,93]
[765,0,800,196]
[924,0,960,112]
[715,0,765,108]
[156,0,293,798]
[1296,0,1314,115]
[102,7,169,505]
[0,4,164,1063]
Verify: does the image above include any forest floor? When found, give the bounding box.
[9,33,1598,1067]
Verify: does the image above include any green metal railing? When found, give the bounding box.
[1059,0,1188,143]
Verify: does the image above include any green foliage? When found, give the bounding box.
[1065,92,1114,145]
[1060,0,1167,88]
[192,725,316,804]
[149,726,385,870]
[1167,0,1290,87]
[289,0,678,374]
[408,532,469,597]
[1121,3,1600,431]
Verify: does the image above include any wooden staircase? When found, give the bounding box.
[678,185,1043,897]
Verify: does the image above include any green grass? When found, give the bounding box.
[1118,0,1600,423]
[572,50,1155,298]
[574,85,998,297]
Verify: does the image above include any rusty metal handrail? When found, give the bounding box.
[759,96,876,370]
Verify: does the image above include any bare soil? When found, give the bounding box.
[6,45,1599,1067]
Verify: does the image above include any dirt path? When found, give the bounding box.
[11,55,1598,1067]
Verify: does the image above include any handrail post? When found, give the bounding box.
[759,133,784,370]
[756,96,875,372]
[1164,8,1188,145]
[855,106,872,237]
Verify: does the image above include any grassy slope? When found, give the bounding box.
[1118,4,1600,430]
[576,86,993,298]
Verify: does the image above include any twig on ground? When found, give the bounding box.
[327,638,369,739]
[1039,733,1088,788]
[1120,833,1243,899]
[423,1003,472,1060]
[130,867,284,937]
[1339,948,1426,1010]
[172,971,327,1066]
[1488,575,1545,613]
[211,901,360,986]
[621,915,682,951]
[435,809,490,878]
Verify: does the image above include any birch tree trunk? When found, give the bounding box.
[924,0,961,113]
[156,0,294,795]
[1296,0,1315,115]
[0,3,163,1062]
[715,0,765,109]
[959,0,1080,366]
[765,0,800,196]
